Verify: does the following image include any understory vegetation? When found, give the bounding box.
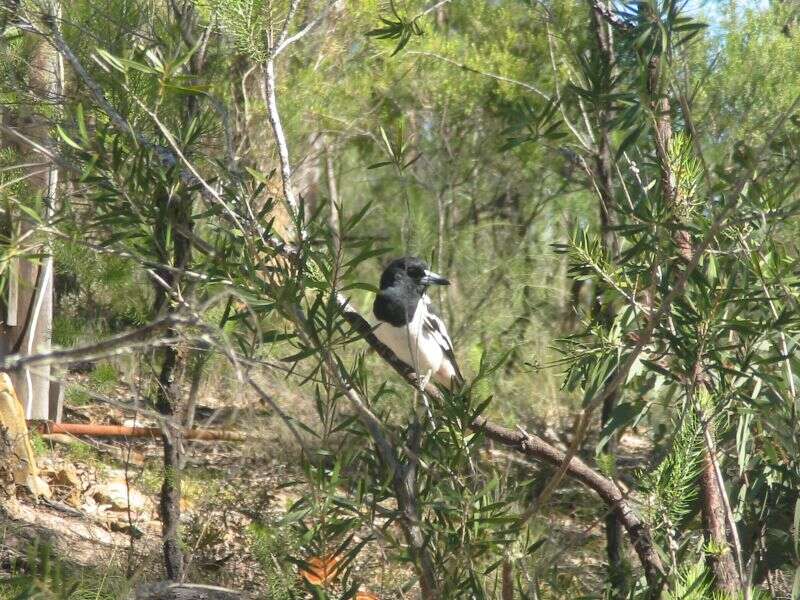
[2,0,800,598]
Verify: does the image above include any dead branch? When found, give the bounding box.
[0,313,198,371]
[34,422,246,441]
[133,582,244,600]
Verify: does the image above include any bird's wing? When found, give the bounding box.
[423,309,464,386]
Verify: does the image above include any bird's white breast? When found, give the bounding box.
[374,297,446,382]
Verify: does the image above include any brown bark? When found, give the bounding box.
[589,4,626,594]
[700,423,740,593]
[153,1,211,579]
[638,4,740,593]
[160,423,183,581]
[501,559,514,600]
[473,417,664,593]
[153,248,187,581]
[395,420,438,598]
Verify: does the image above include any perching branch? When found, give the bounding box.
[259,5,438,591]
[336,293,666,591]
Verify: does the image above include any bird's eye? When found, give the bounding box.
[407,266,423,278]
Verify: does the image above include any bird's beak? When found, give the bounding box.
[421,269,450,286]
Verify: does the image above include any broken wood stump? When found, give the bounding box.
[0,373,50,498]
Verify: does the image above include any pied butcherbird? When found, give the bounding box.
[372,257,464,391]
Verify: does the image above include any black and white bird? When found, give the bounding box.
[372,257,463,391]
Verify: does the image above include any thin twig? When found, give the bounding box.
[406,51,550,101]
[0,313,198,371]
[271,0,338,58]
[417,0,453,19]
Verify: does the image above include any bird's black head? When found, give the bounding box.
[379,256,450,292]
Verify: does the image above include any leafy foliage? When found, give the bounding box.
[3,0,800,597]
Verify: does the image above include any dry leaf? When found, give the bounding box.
[299,554,341,586]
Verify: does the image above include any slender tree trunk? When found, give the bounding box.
[160,419,184,580]
[588,4,626,595]
[394,419,438,598]
[501,559,514,600]
[638,5,740,593]
[153,211,189,581]
[700,423,740,592]
[153,2,208,580]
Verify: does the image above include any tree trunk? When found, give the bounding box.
[588,3,626,595]
[700,426,740,594]
[0,2,63,420]
[501,559,514,600]
[638,4,740,593]
[160,420,184,581]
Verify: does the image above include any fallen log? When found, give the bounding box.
[32,421,246,441]
[133,582,245,600]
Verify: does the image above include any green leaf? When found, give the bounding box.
[76,104,89,144]
[17,203,43,224]
[94,48,127,72]
[526,538,546,555]
[281,347,317,363]
[366,161,392,170]
[56,125,83,151]
[597,400,647,453]
[616,124,644,160]
[262,330,295,343]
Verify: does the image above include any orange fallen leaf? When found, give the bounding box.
[299,554,341,586]
[356,592,380,600]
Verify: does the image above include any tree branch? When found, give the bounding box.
[472,416,664,591]
[271,0,338,58]
[0,313,198,371]
[336,293,666,592]
[406,51,550,101]
[590,0,633,32]
[262,58,300,221]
